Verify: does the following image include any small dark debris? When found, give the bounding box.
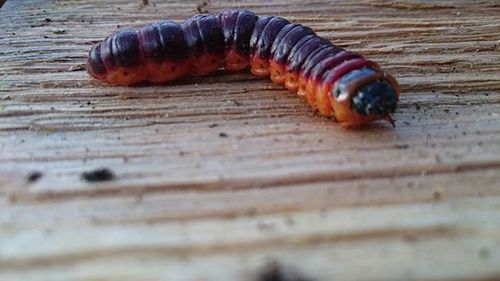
[44,18,52,22]
[432,190,442,201]
[52,28,66,34]
[394,144,409,149]
[218,132,228,138]
[27,171,43,183]
[414,103,421,110]
[443,109,450,114]
[2,95,11,100]
[81,168,115,182]
[142,0,149,5]
[256,221,276,232]
[257,261,314,281]
[478,247,491,260]
[208,123,219,128]
[403,234,418,243]
[196,0,211,13]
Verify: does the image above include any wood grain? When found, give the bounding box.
[1,0,500,280]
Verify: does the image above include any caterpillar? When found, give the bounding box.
[87,10,400,128]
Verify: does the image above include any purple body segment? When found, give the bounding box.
[111,29,142,67]
[254,17,290,59]
[182,14,224,57]
[195,14,224,56]
[88,42,106,74]
[287,36,331,72]
[309,51,361,81]
[100,35,117,70]
[249,16,272,55]
[233,10,258,54]
[269,23,297,58]
[157,21,188,61]
[300,45,340,77]
[139,23,164,62]
[271,24,314,64]
[139,21,188,62]
[181,18,204,57]
[219,10,239,50]
[285,35,316,70]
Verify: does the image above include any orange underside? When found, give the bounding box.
[225,49,250,71]
[89,54,395,127]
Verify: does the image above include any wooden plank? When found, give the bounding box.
[1,196,500,281]
[1,0,500,280]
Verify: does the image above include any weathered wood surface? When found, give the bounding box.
[1,0,500,280]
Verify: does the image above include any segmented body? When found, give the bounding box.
[87,10,400,127]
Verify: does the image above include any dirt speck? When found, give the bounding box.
[256,261,314,281]
[81,168,115,182]
[52,28,66,34]
[27,171,43,183]
[196,0,211,13]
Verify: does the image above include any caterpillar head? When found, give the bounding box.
[331,68,399,128]
[351,80,398,126]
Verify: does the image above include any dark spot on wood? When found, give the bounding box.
[196,0,211,13]
[27,171,43,183]
[218,132,228,137]
[208,123,219,128]
[81,168,115,182]
[394,144,409,149]
[44,18,52,22]
[142,0,149,5]
[432,190,442,201]
[257,261,314,281]
[478,247,490,260]
[52,28,66,34]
